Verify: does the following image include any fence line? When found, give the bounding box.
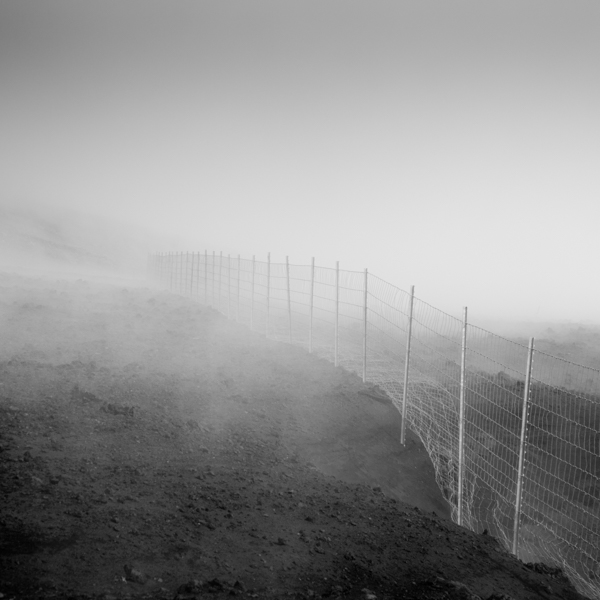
[149,251,600,599]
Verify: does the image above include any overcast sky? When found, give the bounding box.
[1,1,599,323]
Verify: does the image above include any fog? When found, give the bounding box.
[2,1,599,323]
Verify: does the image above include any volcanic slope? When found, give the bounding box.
[0,273,588,600]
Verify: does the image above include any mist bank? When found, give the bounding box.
[0,199,178,284]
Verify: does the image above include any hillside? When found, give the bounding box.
[0,202,167,278]
[0,272,589,600]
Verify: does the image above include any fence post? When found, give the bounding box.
[286,256,292,343]
[512,337,535,557]
[204,250,208,304]
[400,285,415,446]
[309,258,315,354]
[457,306,468,526]
[251,255,255,331]
[227,254,231,318]
[237,254,241,322]
[190,252,195,297]
[180,252,184,294]
[218,251,223,313]
[211,250,217,308]
[266,252,271,338]
[362,268,368,383]
[335,261,339,367]
[169,253,174,292]
[196,252,200,298]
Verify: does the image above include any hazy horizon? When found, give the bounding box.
[2,1,599,323]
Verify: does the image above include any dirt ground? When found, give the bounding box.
[0,273,589,600]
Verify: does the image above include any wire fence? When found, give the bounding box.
[150,250,600,599]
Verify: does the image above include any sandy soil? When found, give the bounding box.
[0,273,589,600]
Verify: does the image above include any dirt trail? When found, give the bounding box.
[0,273,589,600]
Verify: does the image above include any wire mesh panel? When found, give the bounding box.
[148,251,600,598]
[521,353,600,597]
[461,326,530,546]
[400,299,464,517]
[365,274,412,394]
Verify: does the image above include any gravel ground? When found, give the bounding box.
[0,273,589,600]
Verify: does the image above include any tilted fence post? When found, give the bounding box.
[400,285,415,446]
[512,337,535,557]
[334,261,339,367]
[457,306,468,526]
[286,256,292,343]
[362,268,368,383]
[309,258,315,354]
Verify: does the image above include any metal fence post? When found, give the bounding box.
[286,256,292,343]
[169,252,174,292]
[362,268,368,383]
[196,252,200,298]
[309,258,315,354]
[266,252,271,338]
[457,306,468,526]
[400,285,415,446]
[251,255,256,331]
[204,250,208,304]
[237,254,241,322]
[227,254,231,318]
[190,252,195,297]
[218,251,223,313]
[334,261,339,367]
[513,337,535,557]
[212,251,215,307]
[180,252,184,294]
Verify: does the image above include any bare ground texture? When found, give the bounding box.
[0,273,589,600]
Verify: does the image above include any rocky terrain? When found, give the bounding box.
[0,272,590,600]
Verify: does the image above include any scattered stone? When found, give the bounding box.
[177,579,203,594]
[102,403,135,416]
[123,564,147,584]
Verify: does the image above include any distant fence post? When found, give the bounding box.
[309,258,315,353]
[400,285,415,446]
[513,337,535,557]
[227,254,231,318]
[457,306,468,526]
[362,268,368,383]
[180,252,184,294]
[196,251,201,298]
[266,252,271,338]
[204,250,208,304]
[211,251,215,307]
[218,251,223,313]
[190,252,195,297]
[169,253,174,292]
[251,255,255,331]
[237,254,241,322]
[335,261,339,367]
[286,256,292,343]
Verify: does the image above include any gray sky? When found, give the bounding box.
[1,1,599,322]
